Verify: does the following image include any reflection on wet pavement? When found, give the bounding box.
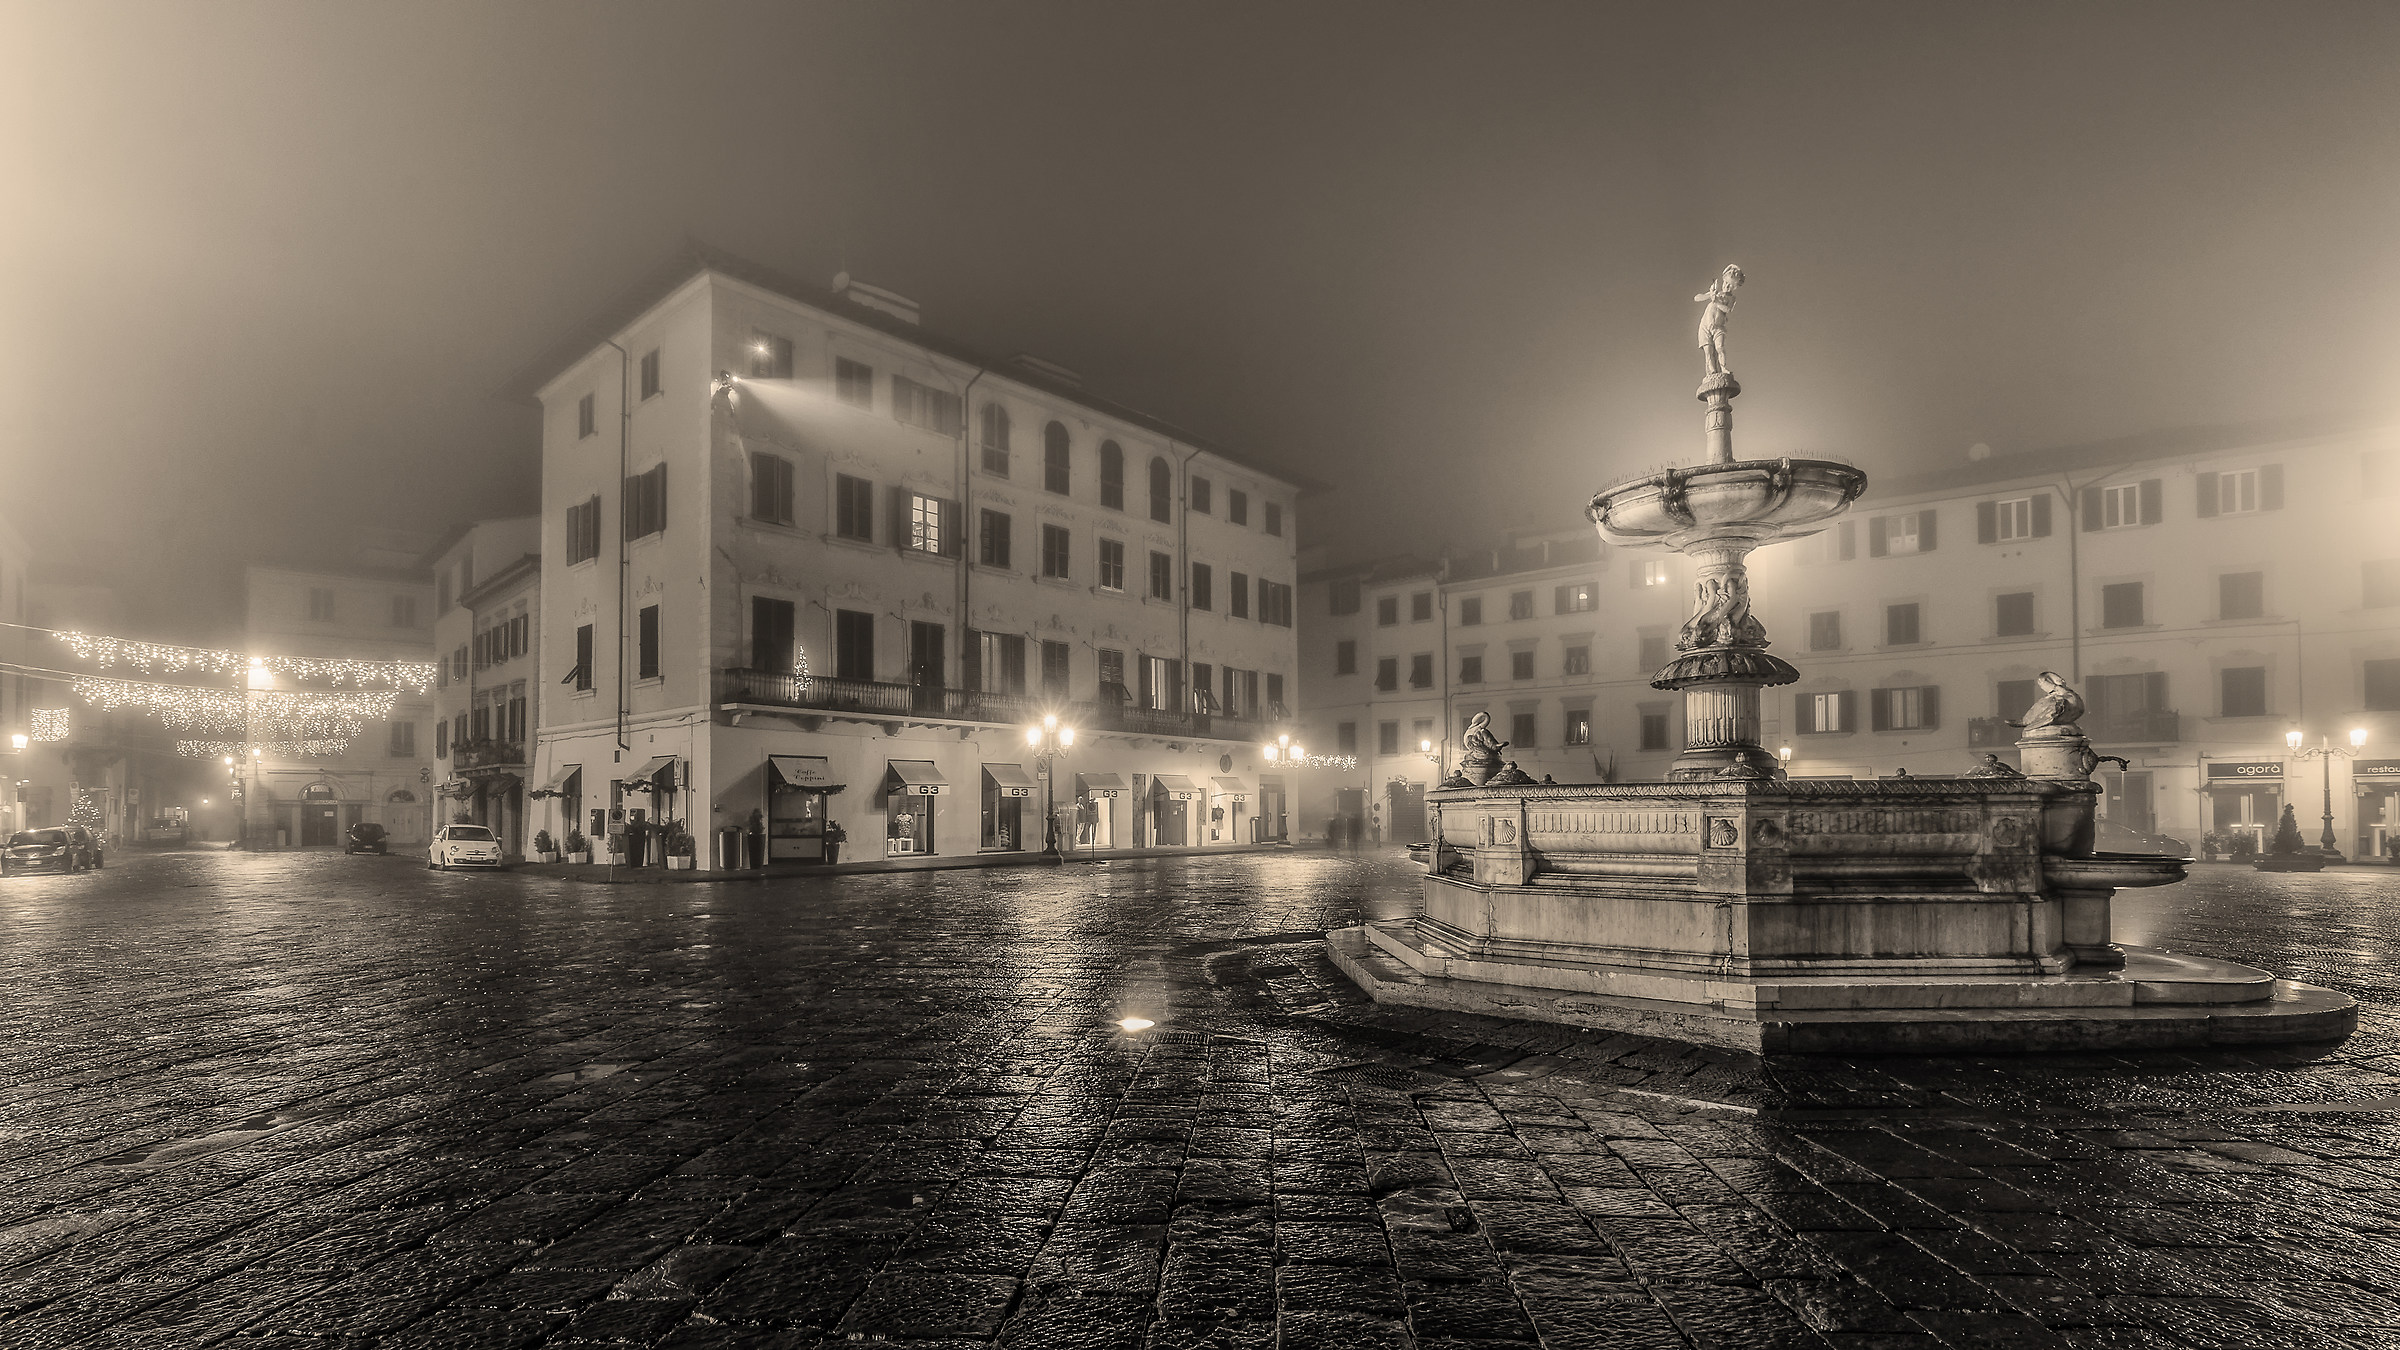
[0,848,2395,1347]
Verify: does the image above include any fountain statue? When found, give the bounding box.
[1331,269,2354,1053]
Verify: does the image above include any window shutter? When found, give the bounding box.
[1920,685,1941,729]
[2138,478,2161,525]
[889,486,909,551]
[1870,688,1892,732]
[1918,509,1937,552]
[962,628,981,691]
[1169,660,1185,714]
[1837,521,1855,559]
[939,499,963,558]
[1976,501,1997,544]
[1838,689,1858,732]
[2144,670,2168,711]
[1138,651,1152,707]
[1869,516,1888,557]
[1794,692,1815,734]
[2081,486,2103,530]
[2196,472,2219,518]
[2030,493,2052,537]
[2260,463,2284,510]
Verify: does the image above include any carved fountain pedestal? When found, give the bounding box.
[1327,282,2355,1052]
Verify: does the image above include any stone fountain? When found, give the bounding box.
[1328,269,2355,1052]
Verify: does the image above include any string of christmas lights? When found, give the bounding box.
[50,631,434,692]
[1293,754,1359,771]
[29,708,68,742]
[176,739,348,759]
[69,676,393,739]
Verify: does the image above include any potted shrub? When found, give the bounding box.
[2199,830,2226,863]
[822,820,846,866]
[533,829,558,864]
[564,829,591,865]
[746,808,767,869]
[2251,804,2328,872]
[663,822,696,870]
[2228,831,2258,864]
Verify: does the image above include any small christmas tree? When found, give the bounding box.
[2266,803,2308,857]
[68,791,106,840]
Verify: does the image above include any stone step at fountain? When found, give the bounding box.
[1332,925,2354,1054]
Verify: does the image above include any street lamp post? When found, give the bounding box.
[2287,727,2368,857]
[1025,714,1076,860]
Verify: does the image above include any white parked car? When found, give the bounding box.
[429,824,503,870]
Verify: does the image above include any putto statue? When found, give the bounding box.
[1458,711,1509,787]
[1695,264,1744,378]
[2009,671,2086,741]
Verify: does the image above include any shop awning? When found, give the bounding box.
[435,778,474,800]
[983,763,1038,798]
[1152,773,1202,800]
[769,755,843,792]
[1077,772,1128,797]
[1211,775,1250,799]
[528,765,580,800]
[485,774,521,795]
[618,756,678,791]
[887,760,949,795]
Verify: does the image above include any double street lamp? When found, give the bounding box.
[1262,731,1310,766]
[2287,726,2368,856]
[1025,714,1075,858]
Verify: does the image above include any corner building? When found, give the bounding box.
[529,261,1303,864]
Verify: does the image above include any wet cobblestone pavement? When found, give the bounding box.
[1,848,2397,1348]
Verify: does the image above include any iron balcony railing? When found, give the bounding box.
[715,668,1279,741]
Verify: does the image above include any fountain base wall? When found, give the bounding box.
[1330,778,2356,1053]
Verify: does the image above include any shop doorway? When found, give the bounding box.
[1257,776,1287,842]
[300,784,340,846]
[2209,787,2280,849]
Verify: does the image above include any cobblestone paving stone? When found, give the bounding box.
[0,848,2396,1348]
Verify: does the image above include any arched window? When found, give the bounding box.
[387,788,417,804]
[1043,422,1070,495]
[1149,457,1173,523]
[301,783,338,802]
[1099,441,1124,510]
[979,404,1011,476]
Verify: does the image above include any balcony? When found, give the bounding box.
[453,738,526,772]
[714,668,1277,743]
[2089,709,2180,745]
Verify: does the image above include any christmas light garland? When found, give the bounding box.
[177,739,348,759]
[69,676,393,739]
[29,708,68,742]
[52,632,434,692]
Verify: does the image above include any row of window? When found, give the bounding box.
[1342,705,1667,758]
[795,347,1287,534]
[438,615,531,688]
[435,684,528,757]
[750,599,1290,717]
[1797,469,2289,566]
[1355,579,1617,626]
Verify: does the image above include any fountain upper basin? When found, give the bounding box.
[1589,457,1867,551]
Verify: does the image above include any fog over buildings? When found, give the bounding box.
[4,0,2397,642]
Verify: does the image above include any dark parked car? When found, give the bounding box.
[346,821,389,855]
[3,827,99,875]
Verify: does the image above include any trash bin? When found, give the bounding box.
[717,827,743,871]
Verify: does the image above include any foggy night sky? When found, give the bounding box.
[4,0,2397,642]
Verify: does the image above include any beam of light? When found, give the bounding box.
[1115,1017,1155,1032]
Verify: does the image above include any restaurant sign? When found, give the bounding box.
[2204,760,2283,780]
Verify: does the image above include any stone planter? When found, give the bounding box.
[2252,852,2328,873]
[665,856,694,871]
[566,851,590,865]
[536,851,559,864]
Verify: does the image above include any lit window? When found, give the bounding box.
[1554,582,1597,614]
[909,494,942,554]
[1637,560,1669,587]
[1565,710,1591,745]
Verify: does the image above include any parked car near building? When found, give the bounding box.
[428,823,502,870]
[346,821,389,855]
[3,827,100,875]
